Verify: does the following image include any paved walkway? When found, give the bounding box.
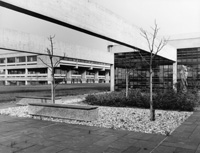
[0,109,199,153]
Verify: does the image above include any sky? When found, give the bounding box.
[0,0,199,51]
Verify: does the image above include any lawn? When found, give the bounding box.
[0,83,110,103]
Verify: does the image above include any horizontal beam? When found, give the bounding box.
[0,0,176,61]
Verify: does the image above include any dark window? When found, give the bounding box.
[8,69,25,74]
[16,56,26,63]
[27,56,37,62]
[0,58,5,63]
[7,57,15,63]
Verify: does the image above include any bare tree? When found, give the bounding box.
[117,55,144,98]
[39,35,64,103]
[140,21,168,121]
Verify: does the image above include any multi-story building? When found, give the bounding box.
[0,52,110,86]
[0,28,112,86]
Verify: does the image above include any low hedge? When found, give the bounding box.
[85,89,198,111]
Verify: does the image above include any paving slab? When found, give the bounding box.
[0,107,199,153]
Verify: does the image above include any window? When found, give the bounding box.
[8,69,25,74]
[7,57,15,63]
[0,69,5,74]
[16,56,25,63]
[27,56,37,62]
[0,58,5,64]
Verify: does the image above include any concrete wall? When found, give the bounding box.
[169,37,200,49]
[0,0,176,61]
[110,45,177,62]
[0,29,114,64]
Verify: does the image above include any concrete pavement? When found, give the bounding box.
[0,109,199,153]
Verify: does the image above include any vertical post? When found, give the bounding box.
[94,71,99,83]
[66,69,72,84]
[105,70,110,83]
[126,69,129,97]
[81,70,87,83]
[25,68,28,85]
[47,68,51,84]
[110,64,115,91]
[173,62,177,92]
[5,69,9,85]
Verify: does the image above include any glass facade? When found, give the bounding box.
[115,50,174,91]
[177,47,200,89]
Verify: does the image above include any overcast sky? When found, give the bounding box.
[0,0,199,51]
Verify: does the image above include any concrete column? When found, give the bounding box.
[5,69,9,85]
[25,68,28,85]
[94,71,99,83]
[105,70,110,83]
[47,68,51,84]
[66,70,72,84]
[81,70,87,83]
[110,64,115,91]
[173,62,177,91]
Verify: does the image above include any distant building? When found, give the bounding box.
[0,29,112,86]
[0,52,110,86]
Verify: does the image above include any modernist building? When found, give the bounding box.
[113,46,175,91]
[1,28,198,91]
[0,29,111,86]
[169,33,200,89]
[112,34,200,91]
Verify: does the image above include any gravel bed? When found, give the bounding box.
[0,106,192,135]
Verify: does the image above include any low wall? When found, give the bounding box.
[16,96,62,105]
[28,103,98,121]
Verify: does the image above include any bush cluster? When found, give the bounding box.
[85,89,199,111]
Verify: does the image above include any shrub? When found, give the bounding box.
[154,90,197,111]
[84,89,198,111]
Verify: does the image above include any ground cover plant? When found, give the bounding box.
[85,89,199,111]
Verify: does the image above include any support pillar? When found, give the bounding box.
[47,68,51,84]
[173,62,177,91]
[105,70,110,83]
[110,64,114,91]
[5,69,10,85]
[25,68,28,85]
[81,70,87,83]
[94,71,99,83]
[66,70,72,84]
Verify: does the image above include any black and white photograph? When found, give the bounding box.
[0,0,200,152]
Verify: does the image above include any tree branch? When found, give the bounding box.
[38,57,51,69]
[138,51,150,65]
[140,28,152,51]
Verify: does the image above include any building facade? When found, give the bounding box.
[114,48,174,91]
[112,34,200,91]
[168,34,200,90]
[0,52,110,86]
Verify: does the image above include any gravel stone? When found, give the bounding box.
[0,106,192,135]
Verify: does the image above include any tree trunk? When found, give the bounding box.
[126,69,128,98]
[150,67,155,121]
[51,70,55,104]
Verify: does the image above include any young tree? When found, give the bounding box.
[118,57,143,98]
[140,21,168,121]
[39,35,64,103]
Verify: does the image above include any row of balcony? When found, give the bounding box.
[0,74,106,81]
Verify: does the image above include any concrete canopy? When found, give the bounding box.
[0,29,113,64]
[0,0,176,62]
